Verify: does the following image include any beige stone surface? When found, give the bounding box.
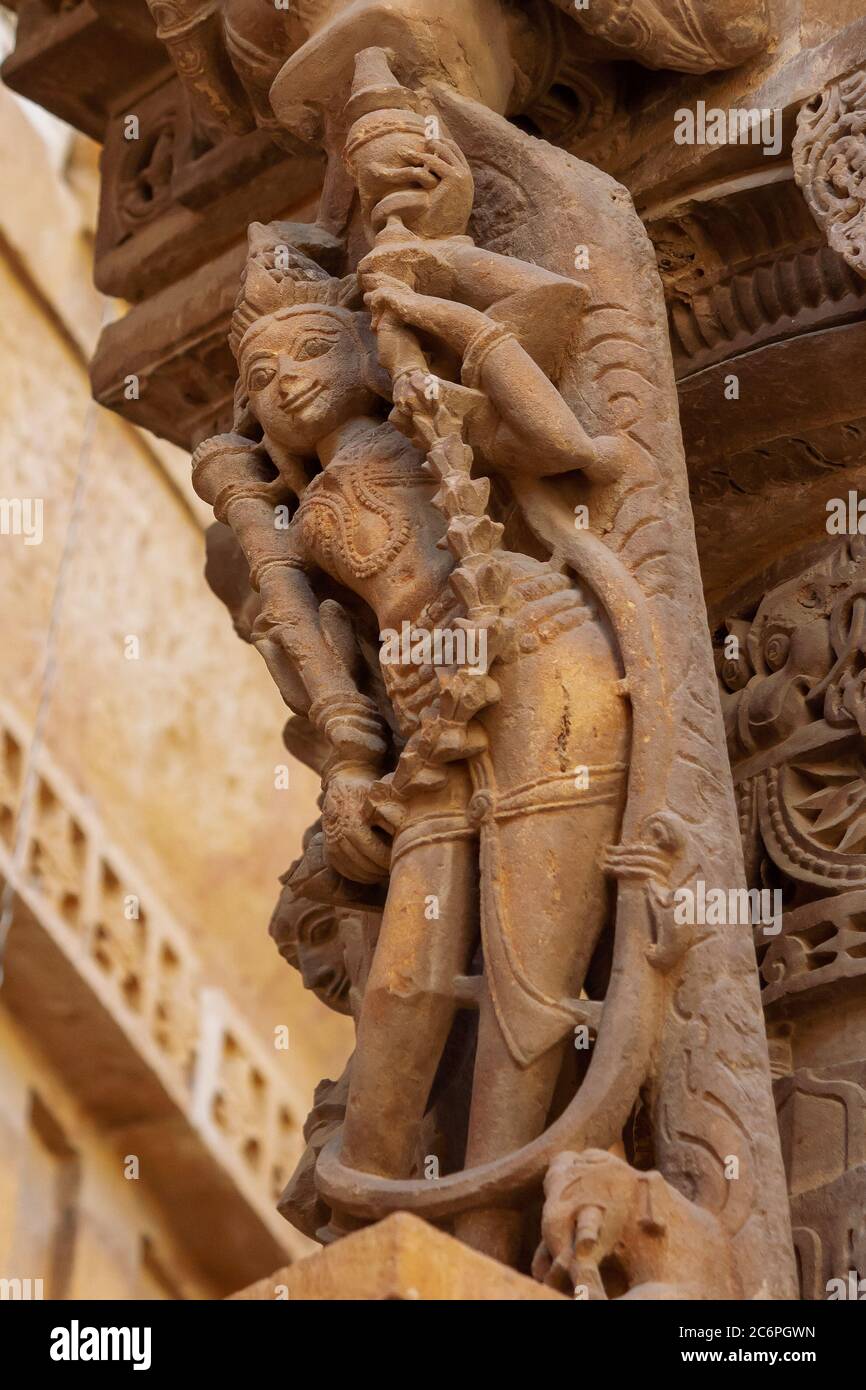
[0,1005,210,1298]
[0,80,102,357]
[230,1213,566,1301]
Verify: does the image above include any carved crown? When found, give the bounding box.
[229,221,360,359]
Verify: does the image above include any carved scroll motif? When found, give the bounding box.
[794,71,866,281]
[548,0,769,73]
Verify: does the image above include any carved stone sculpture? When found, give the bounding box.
[718,536,866,1296]
[11,0,866,1306]
[190,34,796,1296]
[794,71,866,282]
[532,1149,738,1300]
[143,0,772,205]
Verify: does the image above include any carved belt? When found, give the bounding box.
[390,764,627,867]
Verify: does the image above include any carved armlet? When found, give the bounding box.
[460,322,517,391]
[192,432,304,602]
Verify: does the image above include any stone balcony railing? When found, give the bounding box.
[0,696,315,1294]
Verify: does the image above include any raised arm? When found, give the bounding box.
[363,276,626,483]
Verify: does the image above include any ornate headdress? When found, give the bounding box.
[229,221,360,360]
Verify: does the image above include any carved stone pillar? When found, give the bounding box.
[15,0,859,1301]
[179,16,796,1295]
[690,46,866,1297]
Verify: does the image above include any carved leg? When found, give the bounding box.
[455,992,566,1265]
[454,791,625,1266]
[340,815,477,1179]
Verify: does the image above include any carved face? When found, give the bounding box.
[269,882,351,1014]
[295,913,351,1014]
[720,595,837,754]
[239,309,375,454]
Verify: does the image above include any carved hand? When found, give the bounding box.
[353,132,475,239]
[358,238,458,298]
[364,274,488,357]
[532,1149,738,1300]
[321,770,391,885]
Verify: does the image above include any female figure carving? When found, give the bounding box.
[191,51,796,1297]
[193,215,632,1263]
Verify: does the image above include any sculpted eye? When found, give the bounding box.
[308,919,334,946]
[295,336,336,361]
[248,365,276,392]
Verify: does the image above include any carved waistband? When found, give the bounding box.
[390,764,627,866]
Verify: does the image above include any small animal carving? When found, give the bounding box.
[532,1149,739,1300]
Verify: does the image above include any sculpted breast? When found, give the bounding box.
[296,456,433,582]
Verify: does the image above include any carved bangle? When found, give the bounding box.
[322,717,389,767]
[322,754,382,785]
[251,554,309,588]
[309,694,389,771]
[308,691,381,729]
[461,322,516,390]
[148,1,220,43]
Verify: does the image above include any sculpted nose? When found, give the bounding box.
[277,358,299,393]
